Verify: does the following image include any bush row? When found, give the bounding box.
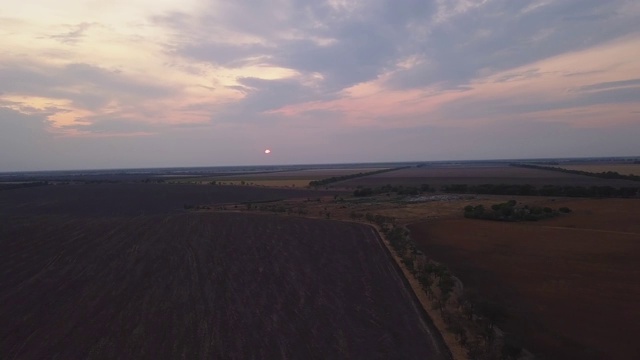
[361,214,520,359]
[309,167,410,187]
[442,183,639,198]
[463,200,571,222]
[353,183,435,197]
[0,181,49,191]
[511,163,640,182]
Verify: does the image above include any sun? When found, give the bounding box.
[264,149,271,154]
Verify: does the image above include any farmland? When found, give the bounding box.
[0,183,341,217]
[3,161,640,360]
[0,184,449,359]
[552,164,640,176]
[173,168,390,187]
[408,198,640,360]
[248,188,640,359]
[332,165,640,188]
[234,168,390,178]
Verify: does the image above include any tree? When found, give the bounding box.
[473,205,485,217]
[438,274,456,310]
[502,334,524,360]
[476,300,508,330]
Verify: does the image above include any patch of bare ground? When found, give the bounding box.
[408,198,640,360]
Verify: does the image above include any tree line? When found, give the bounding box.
[464,200,571,222]
[352,182,639,198]
[442,183,639,198]
[511,163,640,182]
[353,212,523,359]
[308,166,411,187]
[0,181,49,191]
[353,183,435,197]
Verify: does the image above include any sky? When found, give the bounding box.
[1,0,639,171]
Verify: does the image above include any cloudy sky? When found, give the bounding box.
[1,0,639,171]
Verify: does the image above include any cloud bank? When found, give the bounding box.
[1,0,639,170]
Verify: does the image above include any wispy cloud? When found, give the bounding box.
[573,79,640,93]
[1,0,639,170]
[48,22,95,44]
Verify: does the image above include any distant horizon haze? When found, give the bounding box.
[2,155,639,174]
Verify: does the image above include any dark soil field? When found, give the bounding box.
[408,198,640,360]
[0,183,339,217]
[0,207,449,359]
[334,166,640,188]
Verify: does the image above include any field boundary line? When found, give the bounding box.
[204,208,461,360]
[366,225,460,360]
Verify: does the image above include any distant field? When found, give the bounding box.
[409,197,640,359]
[553,164,640,176]
[0,183,339,217]
[175,168,389,187]
[236,168,389,178]
[333,165,640,188]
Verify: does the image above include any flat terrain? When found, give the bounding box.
[176,168,389,187]
[4,161,638,359]
[232,168,388,178]
[333,165,640,188]
[0,184,449,359]
[0,183,339,217]
[553,164,640,176]
[408,198,640,360]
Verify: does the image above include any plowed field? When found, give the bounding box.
[1,212,449,359]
